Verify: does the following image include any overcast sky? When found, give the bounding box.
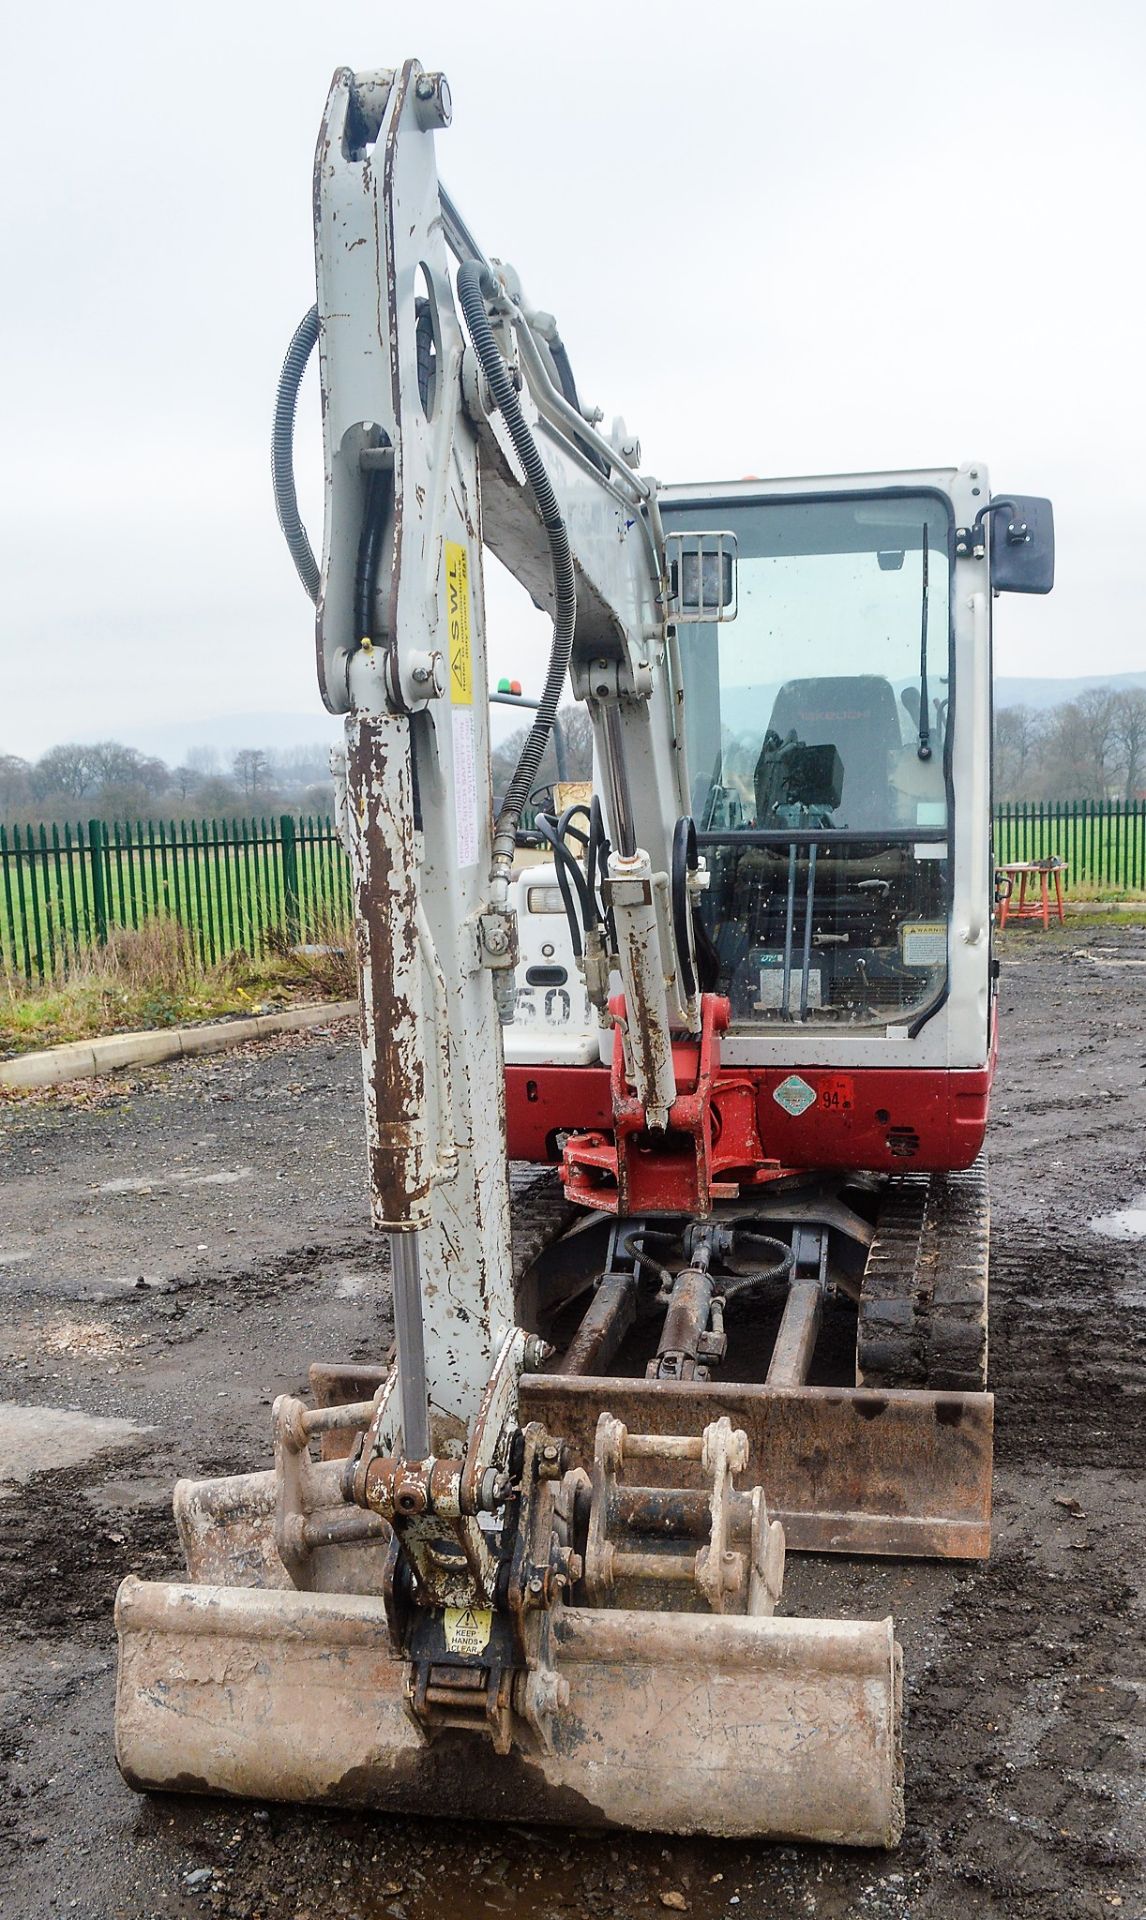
[3,1,1143,760]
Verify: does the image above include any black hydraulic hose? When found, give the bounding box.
[558,803,594,929]
[535,814,590,959]
[718,1234,796,1307]
[549,338,581,411]
[625,1231,678,1296]
[353,438,393,647]
[672,817,699,1001]
[272,305,321,603]
[456,260,577,870]
[550,337,609,477]
[557,802,590,848]
[589,794,616,950]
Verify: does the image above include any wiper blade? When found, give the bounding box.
[917,522,932,762]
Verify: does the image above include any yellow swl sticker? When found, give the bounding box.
[445,541,473,704]
[443,1605,492,1656]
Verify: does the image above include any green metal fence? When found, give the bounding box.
[994,800,1146,897]
[0,816,353,985]
[3,800,1144,987]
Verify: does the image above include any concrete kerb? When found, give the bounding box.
[0,1001,359,1092]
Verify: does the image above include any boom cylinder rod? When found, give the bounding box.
[601,704,638,858]
[390,1231,430,1458]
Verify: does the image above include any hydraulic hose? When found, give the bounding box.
[353,435,393,647]
[718,1234,796,1310]
[456,260,576,873]
[534,812,591,958]
[672,817,699,1001]
[272,305,321,604]
[549,337,608,477]
[588,794,617,951]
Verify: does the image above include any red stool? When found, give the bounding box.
[997,860,1067,929]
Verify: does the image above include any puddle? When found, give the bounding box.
[1090,1198,1146,1240]
[0,1401,147,1495]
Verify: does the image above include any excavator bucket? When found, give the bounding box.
[115,1578,902,1845]
[115,1394,910,1847]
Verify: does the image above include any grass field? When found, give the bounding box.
[0,815,353,986]
[994,800,1146,895]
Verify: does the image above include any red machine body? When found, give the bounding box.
[506,1053,992,1183]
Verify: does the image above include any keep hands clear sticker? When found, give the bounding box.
[443,1605,492,1656]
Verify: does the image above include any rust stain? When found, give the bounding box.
[346,716,429,1227]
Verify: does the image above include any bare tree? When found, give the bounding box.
[1075,689,1121,795]
[170,764,200,802]
[1039,691,1121,799]
[491,705,593,807]
[1112,688,1146,803]
[994,705,1045,799]
[0,754,33,811]
[195,775,242,813]
[233,748,269,798]
[87,741,169,797]
[33,742,98,800]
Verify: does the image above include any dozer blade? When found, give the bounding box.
[115,1576,903,1846]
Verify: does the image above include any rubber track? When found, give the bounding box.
[856,1155,990,1391]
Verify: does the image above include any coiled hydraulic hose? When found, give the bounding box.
[456,260,576,873]
[272,305,321,604]
[718,1232,796,1311]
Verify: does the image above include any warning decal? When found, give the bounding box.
[443,1605,492,1657]
[773,1074,817,1118]
[452,707,479,868]
[445,541,473,704]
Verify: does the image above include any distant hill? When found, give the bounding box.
[74,673,1146,767]
[995,671,1146,711]
[116,700,532,767]
[116,711,343,765]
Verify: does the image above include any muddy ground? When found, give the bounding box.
[1,923,1144,1920]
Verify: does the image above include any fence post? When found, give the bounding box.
[281,814,300,944]
[89,818,108,946]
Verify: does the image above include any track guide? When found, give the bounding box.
[857,1155,990,1392]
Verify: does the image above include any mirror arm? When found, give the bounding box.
[956,497,1025,559]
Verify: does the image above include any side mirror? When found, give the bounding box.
[667,532,738,622]
[989,494,1055,594]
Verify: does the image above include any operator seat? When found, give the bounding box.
[761,675,903,830]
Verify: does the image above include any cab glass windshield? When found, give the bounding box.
[665,492,953,1031]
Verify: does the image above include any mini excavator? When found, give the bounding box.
[115,60,1054,1845]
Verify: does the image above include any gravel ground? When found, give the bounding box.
[1,926,1144,1920]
